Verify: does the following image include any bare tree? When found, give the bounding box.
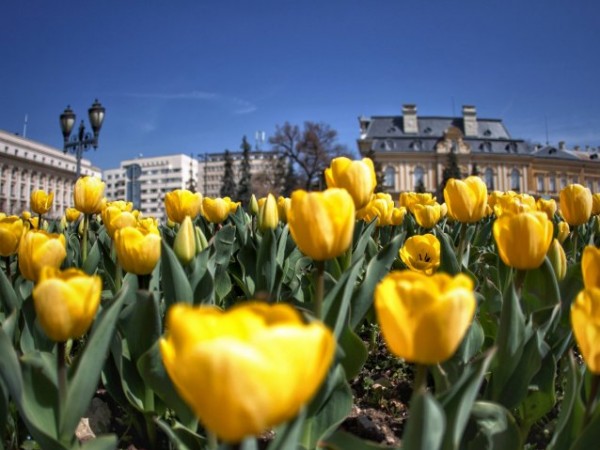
[269,121,352,191]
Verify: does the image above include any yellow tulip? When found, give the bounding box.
[399,234,441,275]
[74,176,105,214]
[375,271,476,364]
[103,200,133,213]
[160,302,335,443]
[390,207,407,226]
[165,189,203,223]
[30,190,54,215]
[593,193,600,216]
[114,225,161,275]
[582,246,600,290]
[18,230,67,282]
[0,216,25,257]
[32,267,101,342]
[443,176,488,223]
[413,203,442,229]
[560,183,592,226]
[571,288,600,374]
[536,198,557,220]
[249,194,259,216]
[101,206,138,239]
[288,188,355,261]
[202,197,239,223]
[277,196,291,223]
[258,193,279,231]
[65,207,81,223]
[173,216,196,265]
[493,193,536,218]
[547,239,567,281]
[356,193,396,226]
[399,192,436,214]
[324,157,377,209]
[557,221,570,244]
[493,211,553,270]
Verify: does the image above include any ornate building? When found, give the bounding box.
[357,104,600,197]
[0,129,100,218]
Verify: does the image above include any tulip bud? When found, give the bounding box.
[249,194,259,216]
[557,221,570,244]
[593,193,600,216]
[65,207,81,223]
[258,194,279,231]
[195,226,209,252]
[174,216,197,265]
[547,239,567,281]
[114,225,161,275]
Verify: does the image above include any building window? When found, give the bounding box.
[537,175,545,192]
[413,166,425,190]
[384,166,395,190]
[484,168,494,190]
[510,169,520,191]
[572,176,579,184]
[561,177,568,189]
[549,174,556,193]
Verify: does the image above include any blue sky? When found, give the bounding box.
[2,0,599,170]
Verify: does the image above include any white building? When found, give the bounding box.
[0,129,101,218]
[104,154,199,222]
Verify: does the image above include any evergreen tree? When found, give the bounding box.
[220,150,237,198]
[365,147,385,193]
[236,136,252,205]
[415,179,426,193]
[437,148,462,200]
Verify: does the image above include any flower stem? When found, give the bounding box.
[584,374,600,427]
[38,213,42,230]
[207,430,218,450]
[572,225,580,262]
[82,214,90,265]
[4,256,11,284]
[457,223,468,269]
[314,260,325,319]
[57,341,67,420]
[413,364,428,395]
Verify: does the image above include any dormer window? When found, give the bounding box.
[424,127,432,134]
[484,129,492,137]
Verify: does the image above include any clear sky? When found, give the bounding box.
[2,0,599,170]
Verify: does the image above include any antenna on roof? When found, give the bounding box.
[544,115,549,145]
[22,114,28,138]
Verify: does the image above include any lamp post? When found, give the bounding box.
[59,99,105,178]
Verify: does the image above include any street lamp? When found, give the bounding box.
[60,99,106,178]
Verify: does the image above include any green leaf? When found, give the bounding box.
[487,278,526,403]
[349,233,403,329]
[138,341,196,429]
[322,258,363,337]
[402,391,445,450]
[156,418,204,450]
[78,435,118,450]
[547,353,585,450]
[118,289,161,362]
[0,264,19,311]
[161,240,194,307]
[82,239,101,275]
[302,365,353,449]
[351,219,377,265]
[522,258,561,315]
[518,352,557,435]
[439,349,496,450]
[338,326,368,380]
[466,401,521,450]
[59,285,128,441]
[0,325,23,417]
[321,429,398,450]
[435,225,460,275]
[213,224,237,266]
[256,229,277,295]
[267,408,306,450]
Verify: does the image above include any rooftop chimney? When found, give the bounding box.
[462,105,478,137]
[559,141,566,151]
[402,104,418,134]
